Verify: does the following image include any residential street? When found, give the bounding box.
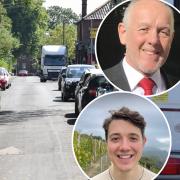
[0,76,86,180]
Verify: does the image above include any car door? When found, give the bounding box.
[78,75,91,112]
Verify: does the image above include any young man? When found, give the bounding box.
[104,0,178,95]
[91,107,156,180]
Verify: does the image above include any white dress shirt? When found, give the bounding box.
[122,58,166,95]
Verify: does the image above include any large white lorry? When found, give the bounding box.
[40,45,67,82]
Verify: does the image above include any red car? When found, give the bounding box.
[0,67,11,90]
[18,70,28,76]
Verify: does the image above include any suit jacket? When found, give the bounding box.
[104,61,179,91]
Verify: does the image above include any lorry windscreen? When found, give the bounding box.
[44,55,66,66]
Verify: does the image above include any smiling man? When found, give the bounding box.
[103,0,178,96]
[91,107,156,180]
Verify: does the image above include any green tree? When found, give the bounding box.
[0,2,20,70]
[3,0,48,70]
[47,6,79,29]
[46,6,80,62]
[45,24,77,60]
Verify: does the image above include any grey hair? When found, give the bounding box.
[122,0,174,34]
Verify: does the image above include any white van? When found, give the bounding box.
[40,45,67,82]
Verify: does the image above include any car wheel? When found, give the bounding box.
[58,83,61,90]
[81,97,87,111]
[40,78,46,82]
[62,91,68,102]
[1,86,6,91]
[75,99,79,116]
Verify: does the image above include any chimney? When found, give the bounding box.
[82,0,87,18]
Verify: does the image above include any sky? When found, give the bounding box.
[43,0,109,15]
[43,0,175,16]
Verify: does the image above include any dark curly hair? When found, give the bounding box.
[103,107,146,141]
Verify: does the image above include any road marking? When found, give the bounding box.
[0,146,23,155]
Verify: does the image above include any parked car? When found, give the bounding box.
[74,68,114,115]
[96,81,116,97]
[156,107,180,180]
[57,67,67,90]
[151,85,180,179]
[18,70,28,76]
[61,64,95,101]
[0,67,11,90]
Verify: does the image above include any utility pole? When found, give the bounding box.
[82,0,87,18]
[62,20,65,45]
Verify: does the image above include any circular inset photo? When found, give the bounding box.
[72,92,171,180]
[95,0,180,96]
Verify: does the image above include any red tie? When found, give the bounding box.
[138,78,155,95]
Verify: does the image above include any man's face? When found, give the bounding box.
[107,120,146,172]
[118,0,174,76]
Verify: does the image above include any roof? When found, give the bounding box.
[83,0,112,20]
[67,64,96,68]
[84,68,104,75]
[76,0,126,22]
[42,45,67,55]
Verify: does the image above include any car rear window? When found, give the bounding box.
[67,67,93,78]
[89,76,107,88]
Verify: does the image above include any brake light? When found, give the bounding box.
[161,157,180,175]
[88,88,97,97]
[0,79,6,83]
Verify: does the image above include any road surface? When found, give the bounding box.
[0,76,87,180]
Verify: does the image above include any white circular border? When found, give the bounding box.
[71,91,172,180]
[94,0,180,98]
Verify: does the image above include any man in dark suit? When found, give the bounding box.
[104,60,179,92]
[103,0,179,96]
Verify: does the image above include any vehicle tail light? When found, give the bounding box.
[0,79,6,84]
[88,88,97,97]
[161,157,180,175]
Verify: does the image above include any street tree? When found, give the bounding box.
[46,6,80,62]
[45,24,77,61]
[0,2,20,70]
[3,0,48,71]
[47,6,79,29]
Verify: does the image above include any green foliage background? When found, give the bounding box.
[0,1,79,71]
[74,131,163,177]
[73,131,107,172]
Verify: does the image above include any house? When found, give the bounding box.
[76,0,180,68]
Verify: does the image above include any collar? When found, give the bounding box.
[122,58,165,92]
[109,164,144,180]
